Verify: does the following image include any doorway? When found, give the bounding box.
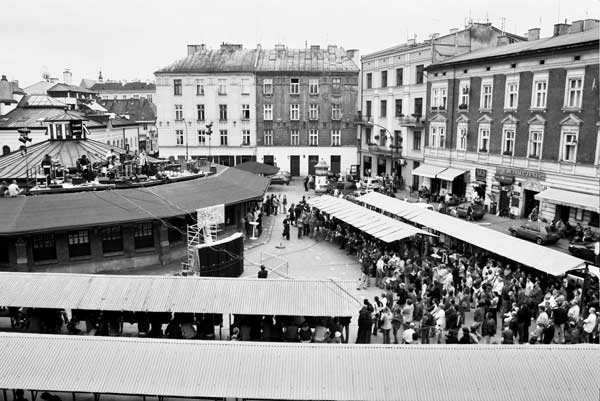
[330,155,341,175]
[263,155,274,166]
[377,158,387,176]
[523,190,539,218]
[308,155,318,175]
[363,156,372,177]
[499,187,510,212]
[412,161,420,190]
[290,155,300,177]
[556,204,571,223]
[451,174,466,197]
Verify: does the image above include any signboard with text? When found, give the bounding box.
[496,167,545,181]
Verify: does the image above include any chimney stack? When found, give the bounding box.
[327,44,337,54]
[310,45,320,52]
[496,35,510,46]
[187,44,206,56]
[527,28,540,41]
[345,49,359,65]
[63,69,72,85]
[553,22,571,36]
[220,43,243,51]
[407,38,416,46]
[583,18,600,31]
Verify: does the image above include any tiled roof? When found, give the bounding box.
[98,98,156,122]
[19,94,67,108]
[358,191,585,275]
[255,47,359,72]
[90,82,156,92]
[0,167,268,234]
[0,333,598,401]
[0,272,360,316]
[155,48,258,74]
[48,83,96,94]
[0,107,100,130]
[0,138,132,180]
[430,27,600,67]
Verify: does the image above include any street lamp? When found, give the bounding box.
[17,128,32,192]
[366,120,402,178]
[205,122,213,163]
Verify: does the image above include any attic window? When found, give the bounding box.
[510,63,516,68]
[485,66,491,71]
[463,69,468,74]
[434,73,438,77]
[574,55,581,61]
[442,72,446,76]
[539,60,545,65]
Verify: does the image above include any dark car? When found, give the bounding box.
[568,241,598,262]
[335,181,357,195]
[269,171,291,185]
[509,221,560,245]
[451,202,485,220]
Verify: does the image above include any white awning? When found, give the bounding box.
[535,188,600,213]
[412,164,447,179]
[437,167,466,181]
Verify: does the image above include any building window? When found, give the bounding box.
[331,104,342,120]
[101,226,123,253]
[263,104,273,121]
[416,65,424,84]
[478,125,490,152]
[505,79,519,109]
[395,99,403,117]
[331,77,341,91]
[309,79,319,95]
[67,230,91,258]
[531,74,548,109]
[196,79,204,95]
[457,124,468,151]
[241,104,250,120]
[365,101,372,118]
[263,129,273,146]
[414,98,423,117]
[176,130,184,145]
[198,130,206,146]
[173,79,182,96]
[220,130,228,146]
[175,104,183,120]
[502,127,516,155]
[32,234,56,262]
[219,104,227,121]
[290,104,300,121]
[196,104,205,121]
[241,130,250,146]
[564,72,584,109]
[480,80,493,109]
[241,78,250,95]
[218,79,227,95]
[133,95,139,99]
[429,124,445,148]
[147,95,152,102]
[396,68,403,86]
[595,128,600,165]
[290,129,299,145]
[309,129,319,146]
[290,78,299,95]
[459,81,469,109]
[263,79,273,95]
[380,100,387,117]
[366,73,372,89]
[134,222,154,249]
[365,127,372,144]
[413,131,421,150]
[309,104,319,120]
[431,86,447,109]
[331,129,341,146]
[528,128,543,158]
[379,129,387,146]
[381,70,388,88]
[560,128,578,163]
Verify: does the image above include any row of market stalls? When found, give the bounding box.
[356,191,592,277]
[0,332,597,401]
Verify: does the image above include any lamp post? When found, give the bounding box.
[205,122,213,164]
[17,128,32,192]
[366,120,402,178]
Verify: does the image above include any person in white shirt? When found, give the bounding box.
[402,323,417,344]
[567,300,580,320]
[7,180,22,197]
[582,307,597,343]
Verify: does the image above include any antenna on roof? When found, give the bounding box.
[501,17,506,34]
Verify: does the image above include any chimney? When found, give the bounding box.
[327,44,337,54]
[220,43,243,51]
[583,19,600,31]
[497,35,510,46]
[430,33,440,40]
[527,28,540,41]
[63,69,72,85]
[310,45,320,52]
[345,49,359,65]
[553,22,571,36]
[449,28,458,34]
[187,44,206,55]
[407,38,416,46]
[274,44,285,51]
[1,75,6,81]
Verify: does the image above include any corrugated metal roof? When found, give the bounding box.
[430,27,599,67]
[0,167,268,234]
[0,272,360,316]
[308,195,431,243]
[358,191,586,275]
[0,333,598,400]
[47,83,96,94]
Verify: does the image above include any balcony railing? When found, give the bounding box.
[397,115,424,127]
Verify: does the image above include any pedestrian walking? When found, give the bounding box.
[303,176,309,191]
[282,195,288,214]
[283,217,290,240]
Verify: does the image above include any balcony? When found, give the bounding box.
[367,143,396,156]
[397,115,424,128]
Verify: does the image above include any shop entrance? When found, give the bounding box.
[377,158,387,176]
[556,204,571,223]
[499,186,510,212]
[290,155,300,177]
[451,174,466,197]
[363,156,372,177]
[412,161,420,190]
[523,189,539,218]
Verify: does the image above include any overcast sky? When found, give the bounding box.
[2,0,598,87]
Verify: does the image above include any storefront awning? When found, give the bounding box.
[437,168,466,181]
[535,188,600,213]
[412,164,446,179]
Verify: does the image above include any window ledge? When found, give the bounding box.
[196,94,204,96]
[241,93,250,96]
[103,251,124,257]
[561,107,582,113]
[309,93,320,97]
[135,247,156,254]
[69,255,92,262]
[290,93,300,96]
[218,93,227,96]
[479,108,492,113]
[33,259,58,266]
[503,108,517,113]
[529,107,546,113]
[263,93,273,97]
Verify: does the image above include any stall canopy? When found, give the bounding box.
[358,191,586,276]
[436,167,466,181]
[535,188,600,213]
[308,195,432,243]
[0,333,598,401]
[233,160,280,176]
[0,272,361,317]
[411,164,446,179]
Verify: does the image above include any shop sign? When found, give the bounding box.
[475,168,487,183]
[496,167,545,181]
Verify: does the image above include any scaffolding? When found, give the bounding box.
[182,222,218,273]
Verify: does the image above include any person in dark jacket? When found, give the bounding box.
[481,312,497,344]
[445,303,459,332]
[356,300,373,344]
[458,327,471,344]
[446,329,459,344]
[501,327,514,344]
[282,217,290,240]
[257,265,268,278]
[516,303,531,344]
[552,297,568,344]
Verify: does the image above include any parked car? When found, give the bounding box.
[269,171,291,185]
[335,181,357,195]
[361,177,381,191]
[568,241,598,262]
[509,221,560,245]
[451,202,485,220]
